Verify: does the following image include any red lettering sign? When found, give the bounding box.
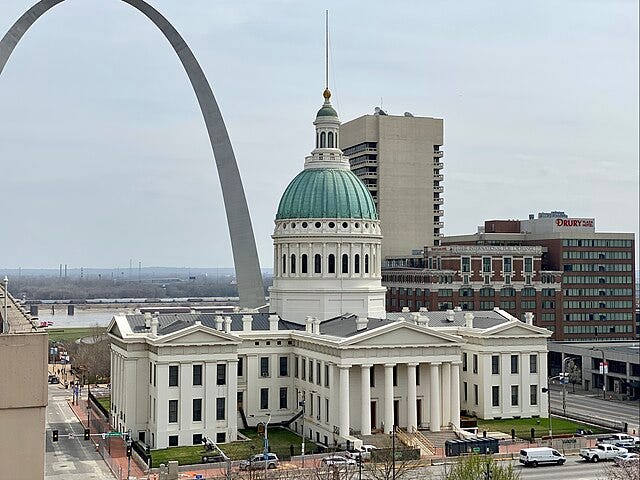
[555,218,594,228]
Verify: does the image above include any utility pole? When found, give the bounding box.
[127,429,132,480]
[300,392,306,468]
[392,424,396,480]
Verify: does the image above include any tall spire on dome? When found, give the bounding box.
[324,9,330,100]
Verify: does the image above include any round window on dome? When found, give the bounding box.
[302,222,308,228]
[355,223,360,228]
[291,222,296,228]
[315,222,321,228]
[328,222,335,228]
[342,222,348,228]
[283,223,286,229]
[364,223,369,228]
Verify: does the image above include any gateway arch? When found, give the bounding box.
[0,0,265,308]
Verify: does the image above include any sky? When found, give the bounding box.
[0,0,638,270]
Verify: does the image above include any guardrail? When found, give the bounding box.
[550,408,622,432]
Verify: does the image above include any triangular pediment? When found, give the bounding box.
[485,321,552,338]
[106,315,128,339]
[342,321,462,347]
[156,325,240,345]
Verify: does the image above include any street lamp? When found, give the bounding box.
[591,347,607,400]
[299,391,306,468]
[542,375,560,440]
[250,412,272,478]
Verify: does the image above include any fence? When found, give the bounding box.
[550,407,623,432]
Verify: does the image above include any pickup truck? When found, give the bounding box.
[597,433,640,448]
[580,444,628,463]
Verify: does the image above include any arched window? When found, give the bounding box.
[328,132,334,148]
[301,254,308,274]
[354,254,360,274]
[342,253,349,273]
[320,132,326,148]
[314,254,322,274]
[290,254,296,274]
[335,132,338,146]
[316,132,320,148]
[282,254,286,274]
[365,254,369,274]
[328,254,336,274]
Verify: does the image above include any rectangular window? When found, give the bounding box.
[510,355,518,374]
[474,384,479,405]
[325,398,329,422]
[168,400,178,423]
[461,257,471,273]
[279,387,288,409]
[463,382,468,403]
[153,364,157,387]
[169,365,179,387]
[237,357,244,377]
[192,365,203,386]
[216,432,226,444]
[192,398,202,422]
[324,364,330,387]
[149,362,152,385]
[301,357,306,380]
[168,435,178,447]
[316,362,321,385]
[491,355,500,375]
[260,357,270,377]
[216,398,226,420]
[524,257,533,273]
[503,257,512,273]
[482,257,491,273]
[530,385,538,406]
[462,353,468,372]
[294,356,299,378]
[193,434,202,445]
[217,364,227,385]
[511,385,519,406]
[260,388,269,410]
[492,386,500,407]
[279,356,289,377]
[529,355,538,374]
[473,354,478,374]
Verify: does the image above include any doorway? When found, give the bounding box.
[416,399,423,427]
[371,401,377,429]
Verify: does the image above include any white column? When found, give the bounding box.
[441,362,451,426]
[204,361,216,430]
[450,362,461,428]
[429,362,441,432]
[539,352,548,417]
[407,363,418,431]
[384,364,395,433]
[339,366,350,437]
[227,360,238,441]
[521,353,530,417]
[361,365,372,435]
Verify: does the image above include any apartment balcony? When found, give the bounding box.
[434,174,444,181]
[433,162,444,169]
[433,198,444,205]
[434,186,444,193]
[433,209,444,216]
[434,232,443,238]
[434,221,444,228]
[358,172,378,180]
[433,150,444,158]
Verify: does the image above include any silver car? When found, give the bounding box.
[239,453,279,470]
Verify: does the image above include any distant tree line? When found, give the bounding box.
[9,276,272,301]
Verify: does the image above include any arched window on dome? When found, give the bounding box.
[335,132,338,146]
[328,254,336,274]
[328,132,334,148]
[314,254,322,274]
[365,254,369,274]
[354,254,360,274]
[316,132,320,148]
[301,254,308,274]
[342,254,349,274]
[320,132,326,148]
[282,254,286,274]
[290,254,296,274]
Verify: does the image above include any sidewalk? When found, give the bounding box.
[68,397,146,480]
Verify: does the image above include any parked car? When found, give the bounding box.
[48,375,60,384]
[344,444,378,462]
[598,433,640,448]
[613,452,639,466]
[519,447,566,467]
[580,444,627,463]
[321,455,357,468]
[239,453,279,471]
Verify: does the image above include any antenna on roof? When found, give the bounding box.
[325,9,329,91]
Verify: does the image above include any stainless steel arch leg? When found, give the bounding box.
[0,0,265,308]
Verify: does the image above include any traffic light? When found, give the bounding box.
[126,445,132,457]
[52,430,58,442]
[84,429,90,440]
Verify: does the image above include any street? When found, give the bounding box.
[45,384,113,480]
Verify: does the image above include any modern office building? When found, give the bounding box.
[340,112,444,259]
[445,212,636,341]
[109,90,551,450]
[0,281,47,480]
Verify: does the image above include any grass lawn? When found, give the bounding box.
[151,427,318,466]
[95,396,110,412]
[48,327,106,343]
[477,417,608,439]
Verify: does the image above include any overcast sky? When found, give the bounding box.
[1,0,637,270]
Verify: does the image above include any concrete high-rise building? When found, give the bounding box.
[340,112,444,260]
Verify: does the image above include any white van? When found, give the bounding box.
[519,447,566,467]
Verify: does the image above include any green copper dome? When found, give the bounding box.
[316,104,338,117]
[277,169,378,220]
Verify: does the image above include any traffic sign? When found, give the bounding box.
[104,431,121,437]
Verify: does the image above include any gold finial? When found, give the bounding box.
[323,88,331,100]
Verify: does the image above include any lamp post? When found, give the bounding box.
[561,356,576,417]
[542,375,560,440]
[592,348,607,400]
[250,412,271,478]
[299,391,306,468]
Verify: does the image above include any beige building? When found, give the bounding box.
[340,113,444,260]
[0,280,47,480]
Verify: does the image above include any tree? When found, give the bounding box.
[600,462,639,480]
[440,454,520,480]
[566,359,582,392]
[363,437,421,480]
